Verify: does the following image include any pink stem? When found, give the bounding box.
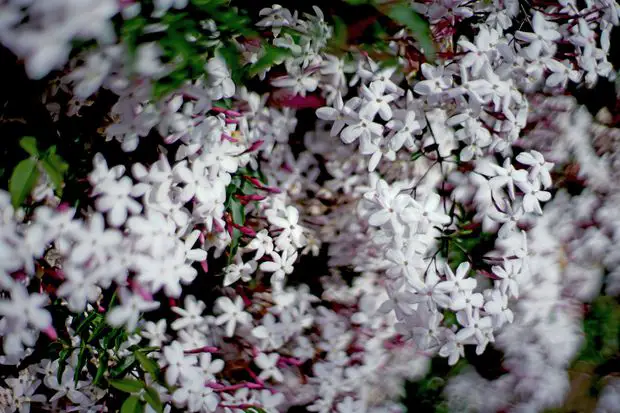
[206,382,264,391]
[185,346,220,354]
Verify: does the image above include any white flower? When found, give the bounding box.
[455,308,493,353]
[359,80,395,121]
[0,283,52,332]
[268,206,305,248]
[260,249,298,284]
[65,51,111,98]
[205,56,235,100]
[94,176,143,227]
[106,288,160,332]
[340,113,384,144]
[196,353,224,380]
[271,69,319,97]
[171,295,207,331]
[516,150,553,189]
[515,11,561,59]
[223,259,257,287]
[245,229,274,260]
[163,341,197,386]
[173,374,219,412]
[141,320,169,347]
[254,352,283,382]
[69,213,122,265]
[484,289,514,328]
[414,63,452,96]
[214,296,252,337]
[256,5,297,37]
[439,329,467,366]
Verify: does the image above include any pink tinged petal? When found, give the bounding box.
[166,366,179,386]
[506,311,514,324]
[108,205,128,227]
[359,102,379,120]
[368,151,382,172]
[378,103,392,121]
[448,351,460,366]
[286,206,299,225]
[341,124,362,143]
[316,107,337,121]
[413,81,433,95]
[260,261,281,272]
[172,388,189,406]
[456,327,475,342]
[95,196,115,212]
[368,122,384,136]
[71,243,92,264]
[515,31,537,42]
[302,77,318,92]
[271,77,296,88]
[368,209,390,226]
[537,191,551,202]
[106,306,129,327]
[225,320,236,337]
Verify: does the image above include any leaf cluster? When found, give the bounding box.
[9,136,69,208]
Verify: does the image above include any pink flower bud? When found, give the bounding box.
[242,140,264,154]
[42,325,58,341]
[233,223,256,237]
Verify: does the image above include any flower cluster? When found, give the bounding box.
[1,0,620,412]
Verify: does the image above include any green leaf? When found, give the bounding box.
[57,347,72,383]
[41,147,68,194]
[143,387,163,413]
[110,355,137,378]
[9,157,40,208]
[385,3,436,61]
[244,408,267,413]
[230,199,245,226]
[74,341,89,385]
[121,395,144,413]
[327,16,348,53]
[109,378,145,394]
[219,42,245,84]
[76,312,99,336]
[134,351,160,381]
[93,352,109,387]
[19,137,39,157]
[248,45,290,77]
[88,319,108,343]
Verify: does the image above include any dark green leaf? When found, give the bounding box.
[76,312,99,336]
[41,148,68,193]
[88,320,109,344]
[143,387,163,413]
[134,351,160,380]
[74,341,89,385]
[327,16,348,53]
[230,199,245,226]
[248,46,290,77]
[93,352,109,387]
[110,355,137,378]
[121,395,144,413]
[57,348,72,383]
[9,157,40,208]
[19,137,39,157]
[114,329,129,351]
[219,43,245,84]
[385,3,436,61]
[108,378,145,394]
